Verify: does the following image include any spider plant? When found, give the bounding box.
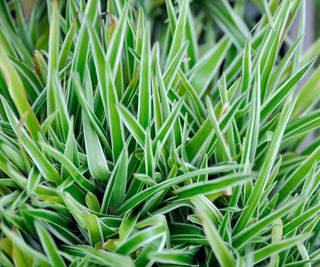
[0,0,319,266]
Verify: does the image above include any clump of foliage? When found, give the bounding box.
[0,0,320,266]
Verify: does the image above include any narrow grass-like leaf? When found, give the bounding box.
[118,104,145,147]
[83,111,110,180]
[234,95,296,233]
[115,165,237,214]
[261,59,315,122]
[47,0,59,115]
[59,15,77,70]
[244,234,310,265]
[0,224,51,267]
[277,145,320,203]
[148,249,194,266]
[116,224,166,255]
[233,197,302,248]
[63,246,134,267]
[2,98,60,184]
[137,25,151,129]
[35,221,66,267]
[189,37,230,96]
[101,147,128,213]
[175,173,250,199]
[242,64,261,166]
[83,213,103,246]
[294,67,320,117]
[207,0,249,48]
[196,197,235,267]
[106,2,129,77]
[41,143,95,192]
[0,45,41,140]
[166,0,188,66]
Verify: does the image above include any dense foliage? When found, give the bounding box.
[0,0,320,266]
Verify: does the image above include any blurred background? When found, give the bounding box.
[20,0,320,47]
[315,0,320,39]
[293,0,319,52]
